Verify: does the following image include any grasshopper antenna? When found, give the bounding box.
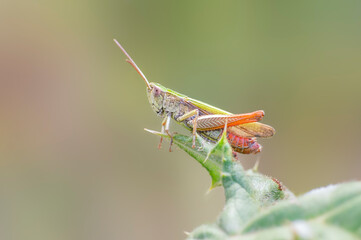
[113,39,151,89]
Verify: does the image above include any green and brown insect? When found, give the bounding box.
[114,39,275,154]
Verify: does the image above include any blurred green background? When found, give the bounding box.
[1,0,361,239]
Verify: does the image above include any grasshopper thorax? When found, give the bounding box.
[147,83,167,116]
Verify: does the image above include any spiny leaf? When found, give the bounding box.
[145,128,223,188]
[188,181,361,240]
[241,182,361,235]
[144,128,361,240]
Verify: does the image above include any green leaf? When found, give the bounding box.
[145,128,224,188]
[187,181,361,239]
[145,128,361,240]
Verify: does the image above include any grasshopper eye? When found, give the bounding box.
[153,87,161,96]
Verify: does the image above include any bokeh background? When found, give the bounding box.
[1,0,361,239]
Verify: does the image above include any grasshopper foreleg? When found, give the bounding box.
[177,109,199,148]
[158,116,168,149]
[158,114,173,151]
[164,114,174,152]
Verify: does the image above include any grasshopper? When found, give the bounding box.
[114,39,275,154]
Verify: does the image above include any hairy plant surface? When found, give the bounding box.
[146,129,361,240]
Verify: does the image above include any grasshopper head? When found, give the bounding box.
[112,40,166,116]
[147,83,167,116]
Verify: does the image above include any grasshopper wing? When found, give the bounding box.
[195,110,264,131]
[184,97,275,137]
[229,122,275,138]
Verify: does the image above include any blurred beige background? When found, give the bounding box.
[1,0,361,239]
